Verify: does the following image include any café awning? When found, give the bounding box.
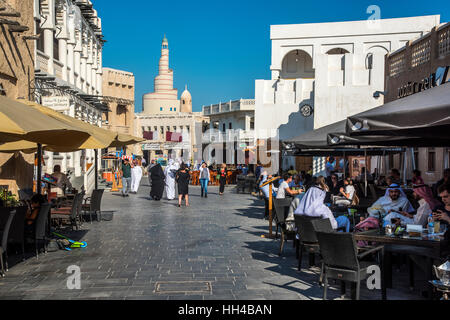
[346,82,450,139]
[0,96,90,145]
[21,100,117,149]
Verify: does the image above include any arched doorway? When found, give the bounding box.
[280,50,315,79]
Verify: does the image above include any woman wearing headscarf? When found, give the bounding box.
[294,176,350,232]
[164,159,178,200]
[149,161,165,201]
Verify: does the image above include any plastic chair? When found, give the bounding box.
[273,198,294,256]
[315,231,384,300]
[0,210,16,276]
[82,189,104,222]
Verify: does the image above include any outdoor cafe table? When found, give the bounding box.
[354,229,449,299]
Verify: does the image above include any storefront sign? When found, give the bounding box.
[141,143,161,151]
[397,66,449,99]
[42,96,71,111]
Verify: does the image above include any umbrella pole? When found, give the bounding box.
[364,149,367,198]
[37,143,42,195]
[343,151,346,179]
[95,149,98,190]
[403,150,407,186]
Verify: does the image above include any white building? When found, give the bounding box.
[202,99,255,164]
[33,0,106,192]
[254,15,441,171]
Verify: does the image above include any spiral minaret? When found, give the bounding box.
[142,35,180,114]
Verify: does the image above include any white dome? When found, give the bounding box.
[181,85,191,100]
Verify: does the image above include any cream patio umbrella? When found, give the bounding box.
[0,96,91,145]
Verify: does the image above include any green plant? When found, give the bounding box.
[0,188,20,207]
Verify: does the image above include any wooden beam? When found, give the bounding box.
[0,12,20,17]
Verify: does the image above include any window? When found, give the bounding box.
[229,123,232,130]
[428,148,436,172]
[173,126,177,131]
[53,36,59,61]
[174,108,176,111]
[160,126,164,134]
[170,107,172,111]
[154,126,158,131]
[222,123,226,132]
[182,100,185,104]
[36,21,44,52]
[160,107,163,111]
[250,117,255,130]
[186,125,190,133]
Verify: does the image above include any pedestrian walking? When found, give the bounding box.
[121,158,133,197]
[164,159,178,200]
[149,161,165,200]
[131,159,143,193]
[199,162,210,198]
[176,163,190,207]
[219,163,227,195]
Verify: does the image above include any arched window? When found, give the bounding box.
[326,48,350,55]
[280,50,314,79]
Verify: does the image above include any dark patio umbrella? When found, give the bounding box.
[346,82,450,139]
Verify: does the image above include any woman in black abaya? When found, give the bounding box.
[149,162,165,200]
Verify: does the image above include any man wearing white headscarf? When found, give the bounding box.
[164,159,178,200]
[367,183,415,226]
[130,159,143,193]
[294,185,351,232]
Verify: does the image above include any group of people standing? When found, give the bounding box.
[120,158,143,197]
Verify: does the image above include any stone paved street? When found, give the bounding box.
[0,182,425,300]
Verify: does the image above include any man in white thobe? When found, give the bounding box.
[367,184,415,227]
[130,160,143,193]
[164,159,177,200]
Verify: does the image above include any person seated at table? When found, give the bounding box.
[389,169,402,185]
[24,193,47,237]
[433,168,450,198]
[289,174,303,189]
[288,166,298,176]
[333,177,356,206]
[412,169,425,186]
[51,165,72,197]
[260,172,278,219]
[432,183,450,226]
[367,183,415,226]
[357,167,373,182]
[325,173,343,204]
[241,164,248,176]
[277,174,301,199]
[384,184,442,227]
[293,176,350,232]
[377,175,387,186]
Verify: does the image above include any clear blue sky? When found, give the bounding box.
[96,0,449,113]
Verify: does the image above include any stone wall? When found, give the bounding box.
[0,0,36,196]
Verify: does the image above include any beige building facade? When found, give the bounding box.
[0,0,36,195]
[102,67,135,153]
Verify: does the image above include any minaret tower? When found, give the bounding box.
[142,35,179,114]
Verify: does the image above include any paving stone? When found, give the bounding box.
[0,182,424,300]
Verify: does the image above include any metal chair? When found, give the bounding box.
[0,210,16,276]
[294,215,322,271]
[33,203,51,258]
[273,198,294,256]
[51,192,84,230]
[82,189,104,222]
[315,231,384,300]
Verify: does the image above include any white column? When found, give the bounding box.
[46,151,54,174]
[58,38,68,81]
[74,49,81,89]
[43,29,54,74]
[74,151,81,176]
[67,42,74,84]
